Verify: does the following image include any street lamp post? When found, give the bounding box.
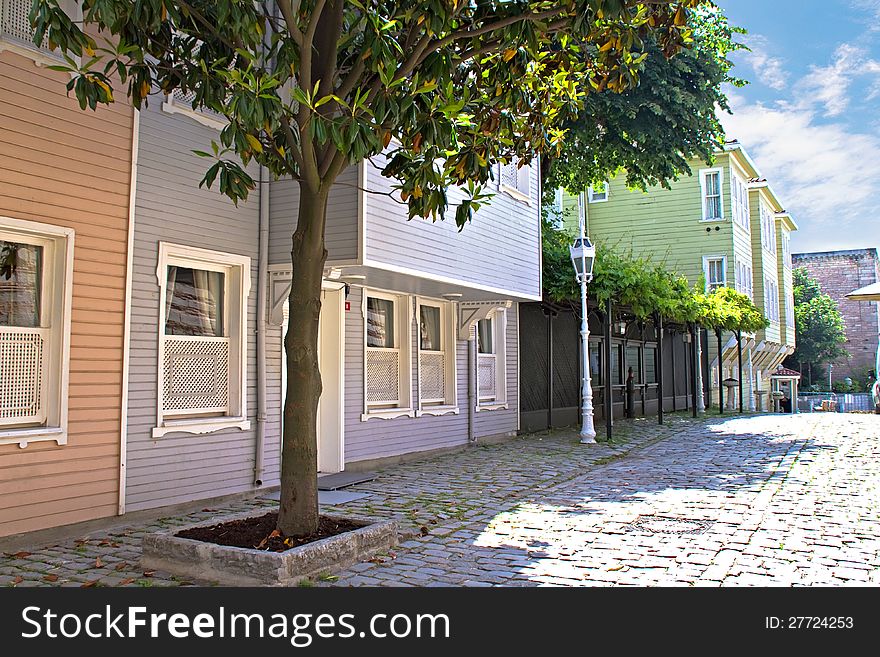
[570,194,597,444]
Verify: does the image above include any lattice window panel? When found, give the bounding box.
[419,352,446,403]
[499,160,529,195]
[0,328,46,425]
[366,349,400,404]
[0,0,69,55]
[162,337,230,414]
[171,87,226,119]
[478,354,497,400]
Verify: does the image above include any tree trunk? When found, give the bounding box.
[277,184,329,537]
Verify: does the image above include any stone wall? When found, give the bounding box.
[792,248,879,384]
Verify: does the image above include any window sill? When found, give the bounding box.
[0,39,79,70]
[161,100,227,130]
[152,417,251,438]
[699,217,728,223]
[476,402,508,412]
[0,426,66,449]
[416,406,460,418]
[499,185,532,206]
[361,408,415,422]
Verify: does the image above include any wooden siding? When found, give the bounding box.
[777,223,796,347]
[268,167,360,266]
[581,153,737,287]
[749,189,781,344]
[0,50,133,536]
[343,286,518,464]
[124,97,282,512]
[363,154,541,299]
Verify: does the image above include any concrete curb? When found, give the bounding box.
[141,511,398,586]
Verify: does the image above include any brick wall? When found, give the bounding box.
[792,248,880,383]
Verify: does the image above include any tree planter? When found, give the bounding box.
[141,512,398,586]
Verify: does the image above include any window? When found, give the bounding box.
[0,0,80,65]
[700,168,724,221]
[763,276,780,323]
[590,341,602,386]
[0,217,73,447]
[588,181,610,203]
[786,290,795,327]
[364,290,412,418]
[162,87,228,129]
[417,299,457,413]
[703,256,726,292]
[611,344,622,385]
[645,346,657,384]
[734,260,753,299]
[625,346,641,383]
[760,203,777,253]
[729,171,750,230]
[498,159,531,202]
[476,310,507,407]
[782,233,791,269]
[154,243,250,437]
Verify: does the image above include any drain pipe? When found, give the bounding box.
[254,163,269,486]
[468,324,477,443]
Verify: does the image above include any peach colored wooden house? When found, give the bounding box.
[0,0,135,537]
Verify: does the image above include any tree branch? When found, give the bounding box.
[275,0,304,48]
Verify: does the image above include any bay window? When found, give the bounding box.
[153,243,250,437]
[0,217,73,447]
[0,0,81,65]
[364,290,412,418]
[416,299,457,414]
[476,309,507,408]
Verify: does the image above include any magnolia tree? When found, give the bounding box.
[33,0,704,536]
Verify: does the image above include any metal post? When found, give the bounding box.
[578,279,596,443]
[605,300,613,441]
[695,325,705,412]
[656,314,664,426]
[670,329,677,413]
[717,329,724,414]
[691,325,698,418]
[547,310,553,432]
[737,330,744,414]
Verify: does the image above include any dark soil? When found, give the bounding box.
[176,513,364,553]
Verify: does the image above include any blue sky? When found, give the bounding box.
[715,0,879,254]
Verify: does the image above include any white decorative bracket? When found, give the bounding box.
[458,300,512,340]
[268,270,292,326]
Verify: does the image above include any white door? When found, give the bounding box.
[281,284,345,474]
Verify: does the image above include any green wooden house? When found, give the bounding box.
[558,141,798,411]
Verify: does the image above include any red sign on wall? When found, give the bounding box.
[345,301,351,312]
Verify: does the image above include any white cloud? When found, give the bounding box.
[722,90,880,252]
[792,43,880,117]
[738,34,789,91]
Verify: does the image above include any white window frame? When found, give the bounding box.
[699,167,725,222]
[362,289,413,420]
[702,255,727,293]
[415,297,458,417]
[497,160,532,204]
[729,166,750,231]
[476,309,508,411]
[0,0,81,67]
[162,89,228,130]
[152,243,251,438]
[0,216,73,448]
[587,181,610,203]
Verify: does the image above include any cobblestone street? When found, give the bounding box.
[2,412,879,587]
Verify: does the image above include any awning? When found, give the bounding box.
[846,282,880,301]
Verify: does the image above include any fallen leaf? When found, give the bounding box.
[94,557,104,569]
[12,576,23,585]
[43,574,59,582]
[81,580,99,588]
[607,564,624,572]
[256,529,281,550]
[419,526,430,536]
[12,551,31,559]
[142,571,155,578]
[115,562,129,571]
[119,578,136,586]
[98,539,111,546]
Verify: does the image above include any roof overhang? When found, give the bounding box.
[846,282,880,301]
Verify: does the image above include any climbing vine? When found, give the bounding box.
[542,218,769,332]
